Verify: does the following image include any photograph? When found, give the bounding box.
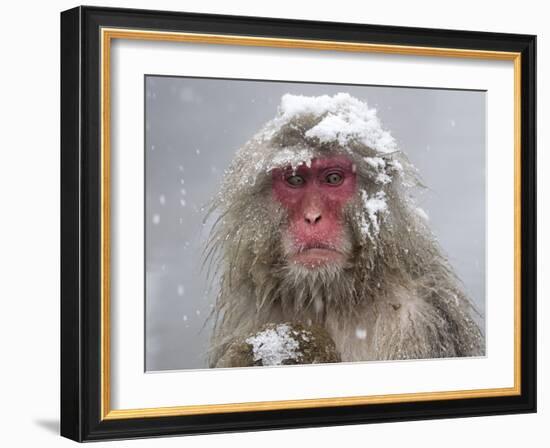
[145,77,486,371]
[59,6,537,441]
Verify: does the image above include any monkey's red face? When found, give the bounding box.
[272,156,357,269]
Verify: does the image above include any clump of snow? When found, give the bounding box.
[375,173,392,185]
[364,156,404,185]
[364,157,386,169]
[359,190,388,239]
[245,323,302,366]
[279,93,397,153]
[177,285,185,296]
[365,191,388,217]
[389,159,403,173]
[152,214,160,225]
[159,194,166,205]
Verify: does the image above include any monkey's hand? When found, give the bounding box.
[215,322,341,368]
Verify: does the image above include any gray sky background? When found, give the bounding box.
[145,76,486,371]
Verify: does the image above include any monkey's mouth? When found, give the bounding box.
[290,243,346,268]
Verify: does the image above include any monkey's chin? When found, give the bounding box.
[290,248,346,269]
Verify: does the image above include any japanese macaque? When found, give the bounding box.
[205,93,484,368]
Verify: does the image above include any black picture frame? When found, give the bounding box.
[61,5,536,442]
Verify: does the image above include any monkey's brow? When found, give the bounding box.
[319,165,348,172]
[282,163,350,174]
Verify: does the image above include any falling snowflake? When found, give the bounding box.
[355,328,367,340]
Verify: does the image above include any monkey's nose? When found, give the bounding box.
[304,211,322,225]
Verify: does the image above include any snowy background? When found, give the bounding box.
[145,76,486,371]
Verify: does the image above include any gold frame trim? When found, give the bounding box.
[100,28,522,420]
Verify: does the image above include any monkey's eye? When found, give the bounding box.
[325,172,344,185]
[286,175,305,187]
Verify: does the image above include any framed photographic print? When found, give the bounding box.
[60,6,536,442]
